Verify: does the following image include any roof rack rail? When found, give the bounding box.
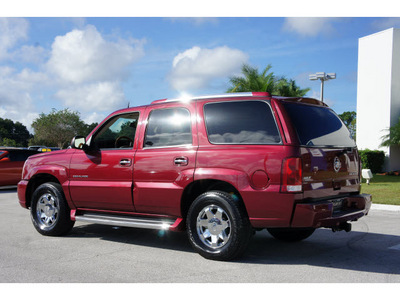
[151,92,271,105]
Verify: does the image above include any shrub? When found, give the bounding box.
[359,149,385,173]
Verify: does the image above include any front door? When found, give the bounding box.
[69,111,141,212]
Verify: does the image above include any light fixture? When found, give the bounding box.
[309,72,336,102]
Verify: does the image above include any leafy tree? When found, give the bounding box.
[31,109,87,149]
[227,64,276,93]
[0,137,17,147]
[274,77,310,97]
[227,64,310,97]
[0,118,32,147]
[84,123,98,136]
[338,111,356,140]
[381,117,400,147]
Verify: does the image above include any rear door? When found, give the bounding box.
[281,101,360,200]
[133,102,198,217]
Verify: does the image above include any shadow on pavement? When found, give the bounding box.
[0,187,17,194]
[67,223,400,275]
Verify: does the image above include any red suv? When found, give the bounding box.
[18,92,371,260]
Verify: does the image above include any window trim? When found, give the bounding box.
[143,107,193,149]
[281,101,356,148]
[203,100,283,146]
[88,111,140,151]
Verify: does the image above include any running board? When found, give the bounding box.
[74,213,179,231]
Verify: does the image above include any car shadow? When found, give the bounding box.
[67,223,400,275]
[0,186,17,193]
[68,223,192,254]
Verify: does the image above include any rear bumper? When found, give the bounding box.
[291,193,372,228]
[17,180,29,209]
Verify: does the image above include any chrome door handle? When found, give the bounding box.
[120,159,132,166]
[174,157,188,166]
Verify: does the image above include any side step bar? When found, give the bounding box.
[74,213,180,231]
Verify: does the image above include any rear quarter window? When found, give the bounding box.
[204,100,281,145]
[282,101,356,148]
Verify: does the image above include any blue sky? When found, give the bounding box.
[1,2,400,132]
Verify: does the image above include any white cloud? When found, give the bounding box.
[169,46,248,91]
[14,44,47,64]
[47,25,145,84]
[0,67,40,132]
[0,21,146,132]
[55,81,126,113]
[283,17,342,37]
[0,18,29,60]
[45,24,146,113]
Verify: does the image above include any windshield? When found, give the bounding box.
[282,101,356,148]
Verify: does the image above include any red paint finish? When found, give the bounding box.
[69,149,135,211]
[18,92,371,233]
[133,102,198,216]
[0,149,38,186]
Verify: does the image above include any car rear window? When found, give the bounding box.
[204,100,281,145]
[282,102,356,148]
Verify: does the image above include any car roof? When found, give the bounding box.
[104,92,328,120]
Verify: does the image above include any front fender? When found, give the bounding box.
[20,164,73,209]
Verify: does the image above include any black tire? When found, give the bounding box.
[186,191,252,261]
[267,227,315,242]
[30,182,75,236]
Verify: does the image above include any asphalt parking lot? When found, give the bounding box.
[1,187,400,283]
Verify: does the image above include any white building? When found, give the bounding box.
[357,28,400,171]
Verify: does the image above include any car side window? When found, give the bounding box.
[144,107,192,148]
[91,112,139,150]
[204,100,281,145]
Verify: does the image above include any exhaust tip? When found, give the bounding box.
[331,222,352,232]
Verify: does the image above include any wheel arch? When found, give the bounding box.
[25,173,62,208]
[181,179,248,221]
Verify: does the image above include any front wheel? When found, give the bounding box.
[186,191,252,261]
[30,182,75,236]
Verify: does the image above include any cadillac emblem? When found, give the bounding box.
[333,157,341,173]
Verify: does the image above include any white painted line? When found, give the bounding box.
[389,244,400,251]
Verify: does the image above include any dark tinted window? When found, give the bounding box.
[144,108,192,148]
[204,101,281,144]
[92,112,139,150]
[282,102,356,147]
[8,150,37,161]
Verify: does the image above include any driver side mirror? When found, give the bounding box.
[71,136,89,151]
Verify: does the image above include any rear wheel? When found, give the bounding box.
[30,182,75,236]
[267,227,315,242]
[187,191,252,261]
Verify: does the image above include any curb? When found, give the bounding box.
[371,203,400,212]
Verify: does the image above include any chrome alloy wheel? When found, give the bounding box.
[196,205,231,249]
[36,193,59,229]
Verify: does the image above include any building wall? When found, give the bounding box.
[357,28,400,171]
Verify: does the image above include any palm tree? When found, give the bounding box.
[227,64,276,93]
[381,118,400,147]
[274,77,310,97]
[227,64,310,97]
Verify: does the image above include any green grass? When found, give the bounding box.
[361,174,400,205]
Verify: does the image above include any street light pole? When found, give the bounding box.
[309,72,336,102]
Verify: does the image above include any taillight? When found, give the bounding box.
[281,157,302,193]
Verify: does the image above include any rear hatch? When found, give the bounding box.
[281,100,361,201]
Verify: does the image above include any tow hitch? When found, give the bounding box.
[332,222,352,232]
